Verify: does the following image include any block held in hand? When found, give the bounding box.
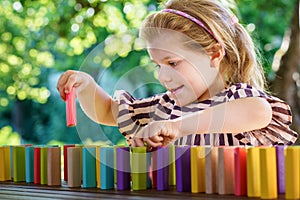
[66,87,77,127]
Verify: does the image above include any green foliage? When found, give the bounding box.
[0,126,20,145]
[0,0,296,145]
[237,0,295,77]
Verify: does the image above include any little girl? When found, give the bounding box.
[57,0,297,148]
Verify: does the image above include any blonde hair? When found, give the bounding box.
[140,0,266,91]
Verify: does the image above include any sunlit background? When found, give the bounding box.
[0,0,298,146]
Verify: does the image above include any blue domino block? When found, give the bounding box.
[25,146,34,183]
[82,147,96,188]
[100,147,114,189]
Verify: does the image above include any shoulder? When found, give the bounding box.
[223,83,266,100]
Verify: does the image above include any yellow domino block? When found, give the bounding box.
[285,146,300,199]
[0,146,11,181]
[260,147,277,199]
[247,147,260,197]
[190,146,206,193]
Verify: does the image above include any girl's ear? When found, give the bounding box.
[209,43,225,68]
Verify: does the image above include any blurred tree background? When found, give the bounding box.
[0,0,299,145]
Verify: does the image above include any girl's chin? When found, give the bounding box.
[171,95,196,106]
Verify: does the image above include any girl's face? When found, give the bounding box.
[147,35,224,106]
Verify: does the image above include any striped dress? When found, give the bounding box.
[114,83,298,146]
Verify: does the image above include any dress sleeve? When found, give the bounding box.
[226,83,298,146]
[113,90,174,140]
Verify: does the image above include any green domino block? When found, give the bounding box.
[40,147,48,185]
[131,147,147,190]
[168,145,176,186]
[13,146,26,182]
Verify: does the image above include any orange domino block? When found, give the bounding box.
[67,147,82,187]
[66,87,77,127]
[218,146,235,195]
[205,146,218,194]
[0,146,11,181]
[47,147,61,186]
[285,146,300,199]
[260,147,277,199]
[246,147,260,197]
[190,146,206,193]
[96,146,100,188]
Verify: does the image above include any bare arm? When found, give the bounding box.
[56,70,118,126]
[134,97,272,147]
[177,97,272,136]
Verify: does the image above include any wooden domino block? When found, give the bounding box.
[13,146,26,182]
[67,147,82,187]
[40,146,48,185]
[234,147,247,196]
[131,147,147,190]
[190,146,206,193]
[10,146,14,180]
[63,144,75,182]
[175,146,191,192]
[157,146,169,191]
[205,146,218,194]
[100,147,114,190]
[276,145,285,194]
[34,147,41,184]
[146,149,152,189]
[218,146,235,195]
[0,146,11,181]
[150,147,157,189]
[260,147,277,199]
[116,147,131,190]
[66,87,77,127]
[47,147,61,186]
[82,147,96,188]
[168,145,176,186]
[285,146,300,199]
[96,146,100,188]
[246,147,261,197]
[25,146,34,183]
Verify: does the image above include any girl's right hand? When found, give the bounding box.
[56,70,94,101]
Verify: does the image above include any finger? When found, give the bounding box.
[64,72,79,94]
[57,70,76,101]
[149,135,163,143]
[144,137,162,148]
[133,138,145,147]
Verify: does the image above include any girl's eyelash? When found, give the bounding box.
[155,64,161,68]
[169,61,180,67]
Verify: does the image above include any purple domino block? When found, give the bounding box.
[157,146,169,191]
[116,147,131,190]
[276,145,285,194]
[175,146,191,192]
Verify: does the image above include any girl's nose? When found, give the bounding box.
[158,65,172,83]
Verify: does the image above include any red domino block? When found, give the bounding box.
[34,147,41,184]
[234,147,247,196]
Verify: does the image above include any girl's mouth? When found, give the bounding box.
[170,85,184,95]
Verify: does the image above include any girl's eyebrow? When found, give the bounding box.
[151,56,181,63]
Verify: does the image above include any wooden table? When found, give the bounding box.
[0,182,285,200]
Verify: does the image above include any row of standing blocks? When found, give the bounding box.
[0,145,299,199]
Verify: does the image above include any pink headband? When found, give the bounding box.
[162,9,217,41]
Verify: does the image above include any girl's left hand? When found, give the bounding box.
[133,120,180,148]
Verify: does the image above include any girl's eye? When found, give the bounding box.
[155,64,161,68]
[169,61,178,67]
